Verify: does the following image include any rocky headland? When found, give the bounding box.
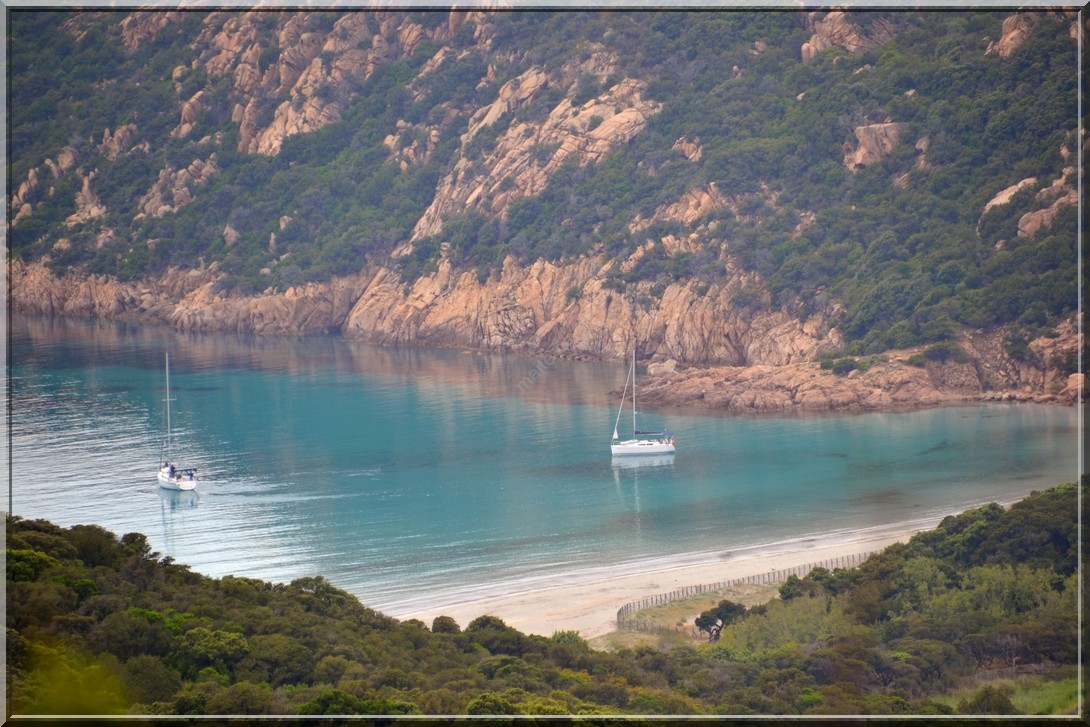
[10,258,1081,414]
[634,327,1083,415]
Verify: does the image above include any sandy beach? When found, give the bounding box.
[400,520,941,639]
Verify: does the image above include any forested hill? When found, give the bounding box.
[6,483,1078,715]
[8,10,1080,367]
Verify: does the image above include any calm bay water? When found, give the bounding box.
[7,315,1080,617]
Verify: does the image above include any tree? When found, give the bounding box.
[122,654,183,705]
[172,627,251,679]
[431,615,461,634]
[695,599,747,642]
[957,684,1019,715]
[87,609,175,660]
[550,630,589,648]
[464,615,530,656]
[14,644,129,715]
[234,634,315,687]
[67,524,125,569]
[204,681,277,715]
[298,688,368,715]
[466,691,522,715]
[7,549,60,582]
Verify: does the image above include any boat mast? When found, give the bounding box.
[613,356,632,442]
[163,352,172,462]
[631,349,637,438]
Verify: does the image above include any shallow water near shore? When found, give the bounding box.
[7,315,1080,618]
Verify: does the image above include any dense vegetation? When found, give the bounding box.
[8,11,1079,354]
[7,483,1077,716]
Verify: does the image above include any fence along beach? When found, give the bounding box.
[616,550,874,631]
[399,524,936,640]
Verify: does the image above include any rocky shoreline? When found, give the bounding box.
[9,259,1082,414]
[636,354,1083,416]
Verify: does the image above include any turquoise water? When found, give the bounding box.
[8,315,1081,617]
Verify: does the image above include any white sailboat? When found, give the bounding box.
[611,350,676,457]
[157,352,197,490]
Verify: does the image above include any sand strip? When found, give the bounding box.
[400,524,937,639]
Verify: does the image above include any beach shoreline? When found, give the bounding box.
[396,518,944,640]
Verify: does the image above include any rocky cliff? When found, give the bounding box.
[11,254,1081,412]
[8,9,1082,413]
[407,66,661,244]
[11,251,837,365]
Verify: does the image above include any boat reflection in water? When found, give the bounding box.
[610,454,674,532]
[158,486,199,554]
[610,454,676,470]
[158,487,199,512]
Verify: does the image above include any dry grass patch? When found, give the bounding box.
[607,581,783,646]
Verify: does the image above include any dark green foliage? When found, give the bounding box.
[732,517,1064,709]
[907,342,970,367]
[7,483,1076,716]
[911,484,1078,575]
[467,691,522,715]
[6,549,60,582]
[463,615,532,656]
[297,688,422,715]
[694,599,747,642]
[958,684,1019,715]
[762,485,1077,693]
[819,355,872,376]
[432,615,461,634]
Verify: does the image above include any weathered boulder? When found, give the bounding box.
[11,260,140,318]
[802,10,897,62]
[11,147,80,223]
[633,360,949,414]
[118,10,184,51]
[135,157,221,219]
[630,185,728,234]
[981,177,1037,218]
[1018,172,1078,238]
[99,124,140,161]
[65,170,107,226]
[986,14,1035,58]
[845,122,907,170]
[1059,373,1084,402]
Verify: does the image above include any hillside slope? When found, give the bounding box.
[8,9,1082,409]
[6,484,1078,715]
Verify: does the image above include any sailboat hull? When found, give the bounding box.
[611,439,676,456]
[158,467,197,491]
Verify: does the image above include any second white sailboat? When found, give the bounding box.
[610,350,676,457]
